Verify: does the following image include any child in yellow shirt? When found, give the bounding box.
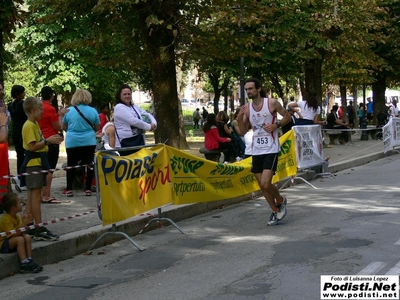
[0,193,43,273]
[21,97,63,241]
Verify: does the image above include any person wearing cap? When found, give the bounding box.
[37,86,66,203]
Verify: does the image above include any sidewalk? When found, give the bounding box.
[0,131,393,279]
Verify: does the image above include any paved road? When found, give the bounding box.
[1,153,399,300]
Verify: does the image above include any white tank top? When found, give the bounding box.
[249,98,280,155]
[101,122,115,150]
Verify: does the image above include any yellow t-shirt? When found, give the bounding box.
[22,120,48,167]
[0,213,22,248]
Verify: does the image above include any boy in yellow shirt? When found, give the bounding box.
[21,97,63,241]
[0,193,43,273]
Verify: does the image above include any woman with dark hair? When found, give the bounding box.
[98,103,110,132]
[203,113,235,163]
[216,110,232,137]
[114,84,157,155]
[288,91,321,125]
[8,85,27,191]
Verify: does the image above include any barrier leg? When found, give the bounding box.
[89,223,144,252]
[279,175,318,190]
[139,208,185,234]
[279,176,294,190]
[291,176,318,189]
[313,172,336,179]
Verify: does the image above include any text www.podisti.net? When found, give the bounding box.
[320,275,399,299]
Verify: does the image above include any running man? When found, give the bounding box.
[237,78,292,226]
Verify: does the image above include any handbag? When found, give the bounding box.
[115,129,145,148]
[120,135,145,148]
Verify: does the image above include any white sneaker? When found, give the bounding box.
[276,196,287,221]
[11,176,20,186]
[20,186,27,191]
[11,176,22,193]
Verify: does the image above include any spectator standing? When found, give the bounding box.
[358,103,366,128]
[37,86,67,204]
[98,104,110,132]
[326,105,350,144]
[366,98,374,123]
[21,97,63,241]
[114,84,156,155]
[288,91,321,125]
[347,101,355,129]
[193,108,201,129]
[8,85,27,192]
[388,100,399,118]
[62,89,100,197]
[203,113,235,162]
[237,78,291,226]
[201,107,208,126]
[0,193,43,273]
[338,105,344,120]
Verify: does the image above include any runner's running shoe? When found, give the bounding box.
[267,212,279,226]
[276,196,287,221]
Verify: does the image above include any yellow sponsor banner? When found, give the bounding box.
[96,130,297,225]
[166,146,259,205]
[96,144,172,225]
[272,129,297,183]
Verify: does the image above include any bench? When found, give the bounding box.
[366,127,381,140]
[325,130,343,145]
[199,147,227,162]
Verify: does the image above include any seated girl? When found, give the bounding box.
[203,114,235,163]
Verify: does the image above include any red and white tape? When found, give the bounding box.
[0,209,96,237]
[2,163,93,180]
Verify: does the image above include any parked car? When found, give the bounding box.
[207,100,225,110]
[181,98,190,106]
[181,98,196,106]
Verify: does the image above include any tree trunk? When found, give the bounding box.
[270,74,284,100]
[209,72,222,115]
[304,58,323,108]
[352,85,358,128]
[339,80,348,122]
[371,73,387,124]
[326,84,335,116]
[150,45,188,149]
[138,14,188,149]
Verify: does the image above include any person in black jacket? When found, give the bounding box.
[8,85,27,191]
[326,105,350,144]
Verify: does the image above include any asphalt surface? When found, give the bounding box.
[0,130,394,279]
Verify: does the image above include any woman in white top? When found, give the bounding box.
[114,84,157,155]
[288,90,321,125]
[389,100,399,118]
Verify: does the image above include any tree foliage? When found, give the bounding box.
[0,0,27,83]
[4,0,400,146]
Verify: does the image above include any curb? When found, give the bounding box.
[0,149,394,279]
